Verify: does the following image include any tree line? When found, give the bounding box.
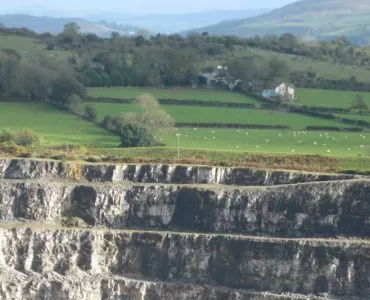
[1,22,370,105]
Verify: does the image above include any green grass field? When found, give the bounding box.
[98,147,370,173]
[228,48,370,82]
[87,87,259,104]
[0,34,72,60]
[335,113,370,122]
[157,128,369,157]
[87,102,352,129]
[0,102,118,147]
[0,102,368,172]
[295,88,370,108]
[0,35,40,57]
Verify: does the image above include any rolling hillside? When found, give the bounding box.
[87,10,269,34]
[0,14,141,37]
[195,0,370,44]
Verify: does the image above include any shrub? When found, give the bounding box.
[9,129,40,147]
[349,95,369,111]
[101,115,115,131]
[119,124,154,148]
[85,156,103,163]
[0,129,11,144]
[0,143,33,157]
[84,105,97,122]
[68,94,83,113]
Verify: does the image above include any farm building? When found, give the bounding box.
[261,90,281,98]
[275,82,295,100]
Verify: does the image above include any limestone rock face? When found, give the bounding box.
[0,158,357,185]
[0,158,368,300]
[0,180,369,237]
[0,228,368,299]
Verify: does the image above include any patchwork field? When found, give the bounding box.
[1,84,369,160]
[295,88,370,108]
[0,102,118,147]
[86,102,351,129]
[87,87,259,104]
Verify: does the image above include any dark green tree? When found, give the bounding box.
[18,62,53,101]
[50,76,86,108]
[58,22,81,47]
[119,124,154,148]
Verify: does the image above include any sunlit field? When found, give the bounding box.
[158,128,369,157]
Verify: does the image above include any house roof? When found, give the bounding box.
[277,82,295,89]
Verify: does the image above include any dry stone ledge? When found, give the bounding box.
[0,268,327,300]
[0,158,358,185]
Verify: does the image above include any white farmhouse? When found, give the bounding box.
[275,83,295,100]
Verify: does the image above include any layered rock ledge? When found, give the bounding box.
[0,179,369,238]
[0,158,369,300]
[0,227,368,299]
[0,158,357,186]
[0,268,326,300]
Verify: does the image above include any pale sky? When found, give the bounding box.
[0,0,296,15]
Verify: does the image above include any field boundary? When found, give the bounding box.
[176,123,291,129]
[86,97,273,110]
[85,95,369,130]
[236,90,370,130]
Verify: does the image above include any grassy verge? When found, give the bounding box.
[1,145,368,174]
[96,147,370,174]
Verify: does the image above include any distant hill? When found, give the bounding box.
[0,14,142,37]
[193,0,370,44]
[86,10,269,34]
